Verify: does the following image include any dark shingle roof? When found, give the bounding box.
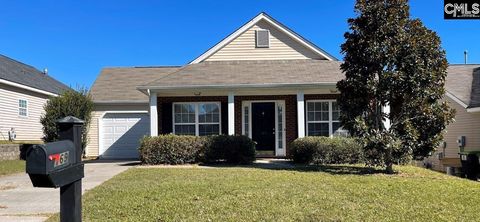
[446,65,480,108]
[0,54,70,95]
[141,60,344,89]
[90,66,180,103]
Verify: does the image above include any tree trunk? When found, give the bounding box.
[385,162,394,174]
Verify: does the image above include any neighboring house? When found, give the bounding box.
[424,65,480,171]
[87,12,343,159]
[0,54,70,142]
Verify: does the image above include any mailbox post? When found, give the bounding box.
[26,116,84,222]
[57,116,84,222]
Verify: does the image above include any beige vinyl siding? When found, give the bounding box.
[426,97,480,171]
[205,20,324,61]
[0,83,50,141]
[85,104,149,157]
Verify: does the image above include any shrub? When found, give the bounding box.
[289,136,363,164]
[139,134,256,165]
[202,135,256,164]
[139,135,206,165]
[41,88,93,150]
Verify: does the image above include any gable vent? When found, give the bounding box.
[255,30,270,48]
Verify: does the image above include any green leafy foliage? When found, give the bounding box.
[40,88,93,150]
[289,136,363,164]
[139,134,206,165]
[337,0,455,172]
[139,134,256,165]
[202,135,256,164]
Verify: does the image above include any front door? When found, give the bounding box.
[252,102,276,153]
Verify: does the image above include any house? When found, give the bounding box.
[424,65,480,171]
[0,54,70,142]
[87,12,344,159]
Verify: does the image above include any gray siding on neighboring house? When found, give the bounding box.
[204,20,324,61]
[0,83,49,141]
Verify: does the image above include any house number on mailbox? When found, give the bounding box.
[50,151,69,168]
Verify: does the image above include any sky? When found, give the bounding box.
[0,0,478,88]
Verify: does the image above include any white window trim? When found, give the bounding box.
[172,102,222,136]
[306,100,340,137]
[18,99,28,118]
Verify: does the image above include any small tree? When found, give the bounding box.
[337,0,455,173]
[41,88,94,150]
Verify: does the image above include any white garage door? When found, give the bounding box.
[100,113,150,159]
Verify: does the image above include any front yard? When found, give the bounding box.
[0,160,25,176]
[48,165,479,221]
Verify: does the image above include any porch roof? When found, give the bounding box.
[138,60,344,90]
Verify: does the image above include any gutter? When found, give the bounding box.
[467,107,480,113]
[0,79,58,97]
[94,100,149,105]
[137,82,337,91]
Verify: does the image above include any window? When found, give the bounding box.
[255,30,270,48]
[306,101,341,136]
[173,102,221,136]
[243,106,249,136]
[18,99,28,117]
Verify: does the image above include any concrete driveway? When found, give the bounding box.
[0,160,137,222]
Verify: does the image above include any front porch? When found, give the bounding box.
[148,89,340,157]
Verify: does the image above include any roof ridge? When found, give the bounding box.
[102,65,182,69]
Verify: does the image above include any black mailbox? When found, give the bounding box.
[26,140,84,188]
[26,116,85,222]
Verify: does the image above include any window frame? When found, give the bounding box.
[305,100,340,137]
[18,99,28,118]
[172,102,221,136]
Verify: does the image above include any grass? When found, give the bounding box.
[0,160,25,176]
[48,165,480,222]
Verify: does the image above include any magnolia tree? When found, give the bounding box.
[337,0,455,173]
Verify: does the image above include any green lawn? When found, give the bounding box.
[49,165,480,221]
[0,160,25,176]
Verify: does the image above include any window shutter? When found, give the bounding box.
[255,30,270,48]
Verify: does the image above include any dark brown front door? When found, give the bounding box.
[252,102,275,151]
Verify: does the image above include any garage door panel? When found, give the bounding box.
[100,113,149,159]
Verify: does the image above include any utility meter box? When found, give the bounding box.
[26,140,84,188]
[457,136,466,148]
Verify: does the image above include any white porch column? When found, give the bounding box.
[383,104,391,130]
[149,92,158,136]
[297,91,305,138]
[228,92,235,135]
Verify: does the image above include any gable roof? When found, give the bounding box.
[139,60,343,90]
[446,64,480,110]
[0,54,70,96]
[90,66,180,103]
[189,12,338,64]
